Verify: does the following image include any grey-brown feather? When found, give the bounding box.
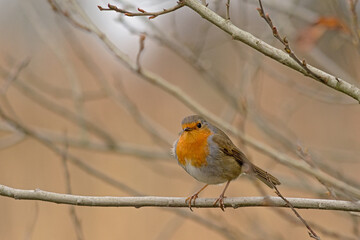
[249,164,281,188]
[211,130,280,189]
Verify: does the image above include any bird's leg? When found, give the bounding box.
[185,184,209,211]
[214,180,231,211]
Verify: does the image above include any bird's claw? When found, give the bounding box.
[185,194,199,211]
[214,194,226,211]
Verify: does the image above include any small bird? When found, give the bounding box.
[172,115,280,211]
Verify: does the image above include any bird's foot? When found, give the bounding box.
[213,194,226,211]
[185,193,199,211]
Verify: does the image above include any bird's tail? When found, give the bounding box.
[250,164,280,189]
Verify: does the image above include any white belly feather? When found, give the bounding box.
[183,161,229,184]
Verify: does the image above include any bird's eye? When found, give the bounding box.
[197,122,202,128]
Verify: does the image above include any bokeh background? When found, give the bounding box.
[0,0,360,239]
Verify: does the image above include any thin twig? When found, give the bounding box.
[262,170,320,239]
[48,0,90,31]
[273,184,320,240]
[136,34,146,72]
[10,75,116,146]
[112,78,173,147]
[296,145,341,198]
[0,58,31,121]
[1,58,30,95]
[0,108,170,160]
[256,0,324,83]
[61,132,85,240]
[226,0,230,20]
[98,2,185,19]
[0,57,106,100]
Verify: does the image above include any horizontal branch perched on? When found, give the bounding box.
[1,184,359,211]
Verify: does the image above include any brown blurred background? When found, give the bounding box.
[0,0,360,239]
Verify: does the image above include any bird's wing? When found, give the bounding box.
[211,133,247,166]
[212,133,280,188]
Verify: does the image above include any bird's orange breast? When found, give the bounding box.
[176,128,211,167]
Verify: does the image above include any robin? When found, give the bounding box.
[173,115,280,211]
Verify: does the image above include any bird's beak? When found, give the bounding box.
[184,127,191,132]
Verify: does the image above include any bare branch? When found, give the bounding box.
[0,184,359,211]
[181,0,360,103]
[112,79,173,148]
[0,58,31,121]
[98,2,185,19]
[256,0,323,84]
[0,120,170,160]
[9,73,116,146]
[0,107,142,196]
[48,0,91,31]
[1,58,30,95]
